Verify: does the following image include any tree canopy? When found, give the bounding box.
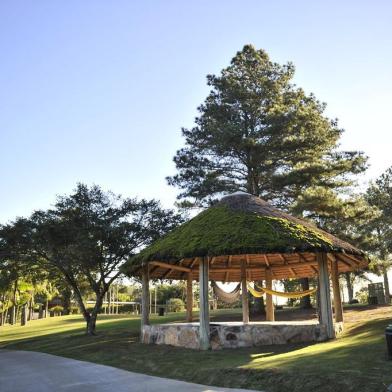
[0,184,183,334]
[167,45,367,208]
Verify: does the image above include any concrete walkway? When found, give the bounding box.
[0,350,258,392]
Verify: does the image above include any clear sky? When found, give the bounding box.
[1,1,391,223]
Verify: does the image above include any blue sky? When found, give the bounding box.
[1,1,391,223]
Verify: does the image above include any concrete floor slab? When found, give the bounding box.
[0,350,259,392]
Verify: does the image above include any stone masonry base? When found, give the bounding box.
[142,321,344,350]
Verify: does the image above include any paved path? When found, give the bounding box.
[0,350,258,392]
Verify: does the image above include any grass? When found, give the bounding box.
[1,306,391,392]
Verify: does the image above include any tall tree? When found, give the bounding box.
[167,45,368,308]
[293,191,378,302]
[1,184,183,334]
[167,45,367,208]
[364,167,392,303]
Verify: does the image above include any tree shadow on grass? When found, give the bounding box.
[2,313,392,392]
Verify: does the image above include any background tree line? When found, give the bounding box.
[0,184,184,334]
[1,45,391,334]
[167,44,391,306]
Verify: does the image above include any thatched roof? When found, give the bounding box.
[123,193,368,282]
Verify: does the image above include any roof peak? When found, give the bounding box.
[220,191,255,199]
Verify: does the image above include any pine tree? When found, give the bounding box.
[363,167,392,303]
[167,45,367,208]
[168,45,368,309]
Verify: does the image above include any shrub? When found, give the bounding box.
[167,298,185,312]
[70,306,79,314]
[49,305,64,316]
[355,288,368,304]
[33,303,43,311]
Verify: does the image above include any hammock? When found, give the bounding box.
[247,284,265,298]
[247,283,317,299]
[211,281,241,304]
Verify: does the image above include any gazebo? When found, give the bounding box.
[124,193,368,350]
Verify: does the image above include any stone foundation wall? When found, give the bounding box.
[142,321,343,350]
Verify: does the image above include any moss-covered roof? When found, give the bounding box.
[124,193,365,275]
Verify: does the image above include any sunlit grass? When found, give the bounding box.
[1,307,391,392]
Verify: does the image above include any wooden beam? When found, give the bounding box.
[150,261,191,273]
[265,268,275,322]
[317,253,335,339]
[141,264,150,341]
[148,265,160,276]
[330,254,344,323]
[224,255,232,283]
[311,265,318,274]
[241,260,249,324]
[289,267,297,277]
[209,260,318,274]
[189,258,198,268]
[199,257,210,350]
[162,268,175,279]
[186,272,193,322]
[342,253,362,266]
[297,253,309,263]
[335,254,353,269]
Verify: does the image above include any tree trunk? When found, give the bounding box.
[15,306,20,324]
[10,280,18,325]
[344,272,354,302]
[383,268,390,304]
[86,293,104,335]
[299,278,312,308]
[61,287,72,315]
[28,297,34,321]
[253,281,265,315]
[9,306,16,325]
[104,292,107,314]
[45,299,49,318]
[86,313,97,335]
[4,308,9,325]
[21,304,28,326]
[108,287,112,315]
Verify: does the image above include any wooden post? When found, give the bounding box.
[383,268,391,305]
[199,257,210,350]
[108,287,112,314]
[186,272,193,322]
[241,260,249,324]
[265,268,275,322]
[149,283,152,315]
[154,286,157,314]
[317,253,335,339]
[141,264,150,338]
[331,255,344,323]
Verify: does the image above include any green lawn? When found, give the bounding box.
[1,307,391,392]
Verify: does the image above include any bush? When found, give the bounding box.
[167,298,185,312]
[70,306,79,314]
[355,288,368,304]
[49,305,64,316]
[33,303,43,311]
